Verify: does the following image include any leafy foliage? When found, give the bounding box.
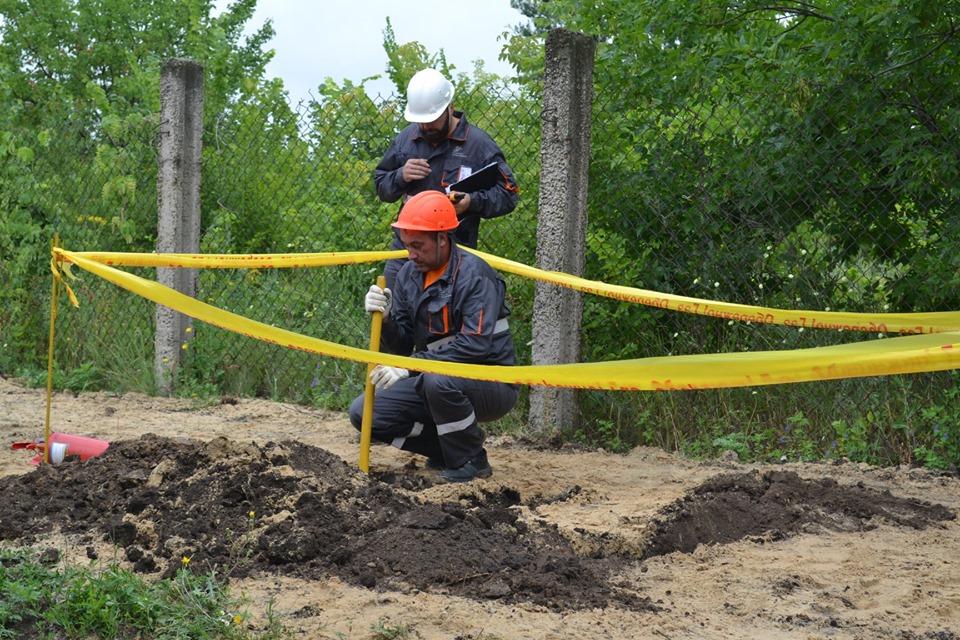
[536,0,960,314]
[0,0,274,374]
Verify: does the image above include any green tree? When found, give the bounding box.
[0,0,272,122]
[501,1,960,461]
[529,0,960,322]
[0,0,274,372]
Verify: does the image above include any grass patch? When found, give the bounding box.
[0,547,290,639]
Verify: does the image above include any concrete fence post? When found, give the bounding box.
[155,58,203,394]
[529,30,596,434]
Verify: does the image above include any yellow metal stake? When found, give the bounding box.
[359,275,386,473]
[44,235,63,465]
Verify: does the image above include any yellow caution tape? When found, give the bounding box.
[57,247,960,334]
[52,248,960,390]
[467,248,960,336]
[56,249,406,269]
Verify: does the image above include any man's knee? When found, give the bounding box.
[348,394,365,430]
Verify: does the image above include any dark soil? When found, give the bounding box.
[0,435,953,613]
[642,468,956,558]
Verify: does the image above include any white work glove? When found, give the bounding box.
[364,284,392,317]
[370,365,409,390]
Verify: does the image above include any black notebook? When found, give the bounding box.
[448,162,500,193]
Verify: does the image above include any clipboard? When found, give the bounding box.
[447,162,500,193]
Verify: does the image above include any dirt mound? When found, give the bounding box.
[0,435,647,611]
[643,469,955,558]
[2,434,954,617]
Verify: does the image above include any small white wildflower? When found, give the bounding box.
[714,281,720,288]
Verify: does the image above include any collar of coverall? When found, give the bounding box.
[424,232,453,289]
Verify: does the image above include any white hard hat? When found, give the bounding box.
[404,69,454,123]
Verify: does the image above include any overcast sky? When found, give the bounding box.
[216,0,527,103]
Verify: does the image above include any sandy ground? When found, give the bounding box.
[2,374,959,640]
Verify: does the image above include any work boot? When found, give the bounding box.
[437,457,492,483]
[425,456,445,470]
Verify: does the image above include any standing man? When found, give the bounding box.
[375,68,519,289]
[350,190,518,483]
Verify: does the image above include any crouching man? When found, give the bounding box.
[349,190,518,482]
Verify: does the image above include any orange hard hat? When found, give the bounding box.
[392,190,459,232]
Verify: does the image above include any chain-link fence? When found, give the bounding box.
[577,65,960,460]
[15,61,960,465]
